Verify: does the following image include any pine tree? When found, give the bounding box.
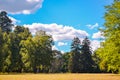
[68,37,81,73]
[81,37,94,72]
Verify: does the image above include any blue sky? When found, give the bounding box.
[0,0,113,53]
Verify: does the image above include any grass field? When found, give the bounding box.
[0,73,120,80]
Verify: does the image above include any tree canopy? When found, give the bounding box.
[96,0,120,73]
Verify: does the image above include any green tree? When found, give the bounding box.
[32,30,53,73]
[0,11,13,72]
[9,26,31,72]
[61,52,70,72]
[2,33,11,72]
[92,52,101,73]
[20,37,35,72]
[35,31,53,72]
[0,28,4,72]
[81,37,94,72]
[0,11,13,33]
[50,50,63,73]
[0,30,11,72]
[96,0,120,73]
[68,37,81,73]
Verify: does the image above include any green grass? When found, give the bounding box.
[0,73,120,80]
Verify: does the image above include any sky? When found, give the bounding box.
[0,0,113,53]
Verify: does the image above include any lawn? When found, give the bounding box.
[0,73,120,80]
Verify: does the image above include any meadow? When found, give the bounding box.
[0,73,120,80]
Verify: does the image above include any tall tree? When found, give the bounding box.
[32,30,53,73]
[96,0,120,73]
[9,26,31,72]
[20,37,35,72]
[68,37,81,73]
[81,37,94,72]
[0,29,11,72]
[0,11,13,33]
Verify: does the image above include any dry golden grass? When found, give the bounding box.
[0,73,120,80]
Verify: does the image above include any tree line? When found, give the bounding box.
[0,0,120,74]
[0,11,97,73]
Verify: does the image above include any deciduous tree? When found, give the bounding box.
[96,0,120,73]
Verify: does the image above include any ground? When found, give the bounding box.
[0,73,120,80]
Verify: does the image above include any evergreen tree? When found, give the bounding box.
[81,37,94,72]
[68,37,81,73]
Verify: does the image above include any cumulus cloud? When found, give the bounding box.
[90,40,100,51]
[92,31,104,39]
[0,0,44,14]
[24,23,89,41]
[86,23,99,29]
[58,42,67,46]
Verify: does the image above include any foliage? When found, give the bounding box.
[68,37,94,73]
[0,27,54,73]
[0,29,11,72]
[33,30,53,73]
[0,11,13,33]
[50,50,63,73]
[61,52,70,72]
[96,0,120,73]
[68,37,81,73]
[80,37,94,72]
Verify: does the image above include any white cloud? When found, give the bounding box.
[90,40,100,51]
[8,16,20,24]
[0,0,44,14]
[58,42,67,46]
[22,10,31,14]
[24,23,89,41]
[86,23,99,29]
[92,31,104,39]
